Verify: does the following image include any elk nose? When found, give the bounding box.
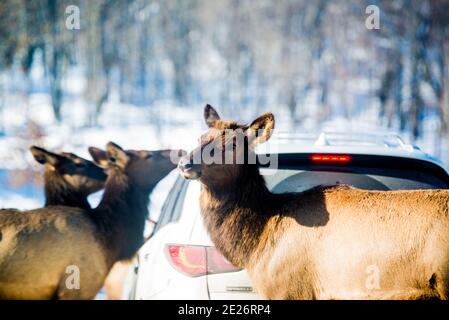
[178,156,193,172]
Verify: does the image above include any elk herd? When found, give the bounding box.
[1,104,449,300]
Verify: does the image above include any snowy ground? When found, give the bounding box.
[0,92,204,210]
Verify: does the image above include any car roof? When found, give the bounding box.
[255,131,449,174]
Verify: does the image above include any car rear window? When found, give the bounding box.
[259,153,449,193]
[262,169,448,193]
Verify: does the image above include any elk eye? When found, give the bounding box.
[108,156,116,163]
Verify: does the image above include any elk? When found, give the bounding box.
[88,146,156,300]
[0,142,181,299]
[178,104,449,300]
[30,146,107,209]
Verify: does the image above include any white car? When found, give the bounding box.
[125,132,449,300]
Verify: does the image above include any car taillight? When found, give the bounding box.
[206,246,239,275]
[166,244,241,277]
[311,154,351,162]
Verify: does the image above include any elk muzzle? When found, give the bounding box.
[178,154,201,180]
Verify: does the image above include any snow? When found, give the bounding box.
[0,88,204,210]
[0,192,41,210]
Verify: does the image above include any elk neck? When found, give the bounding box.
[44,170,91,209]
[200,163,278,268]
[94,167,152,262]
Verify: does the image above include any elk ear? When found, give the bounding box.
[88,147,109,168]
[30,146,63,168]
[204,104,221,128]
[247,113,275,146]
[106,142,129,169]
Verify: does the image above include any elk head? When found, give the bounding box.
[30,145,107,196]
[178,104,275,189]
[89,143,184,192]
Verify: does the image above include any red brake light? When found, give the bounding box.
[166,244,241,277]
[167,245,206,277]
[207,247,238,275]
[311,154,351,162]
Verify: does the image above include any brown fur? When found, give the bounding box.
[0,143,181,299]
[179,105,449,300]
[30,146,107,209]
[89,147,161,300]
[0,207,107,299]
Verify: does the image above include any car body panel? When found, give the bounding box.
[207,271,259,299]
[135,223,210,299]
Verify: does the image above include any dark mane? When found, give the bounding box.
[200,165,335,268]
[201,163,275,267]
[44,170,91,209]
[93,167,150,262]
